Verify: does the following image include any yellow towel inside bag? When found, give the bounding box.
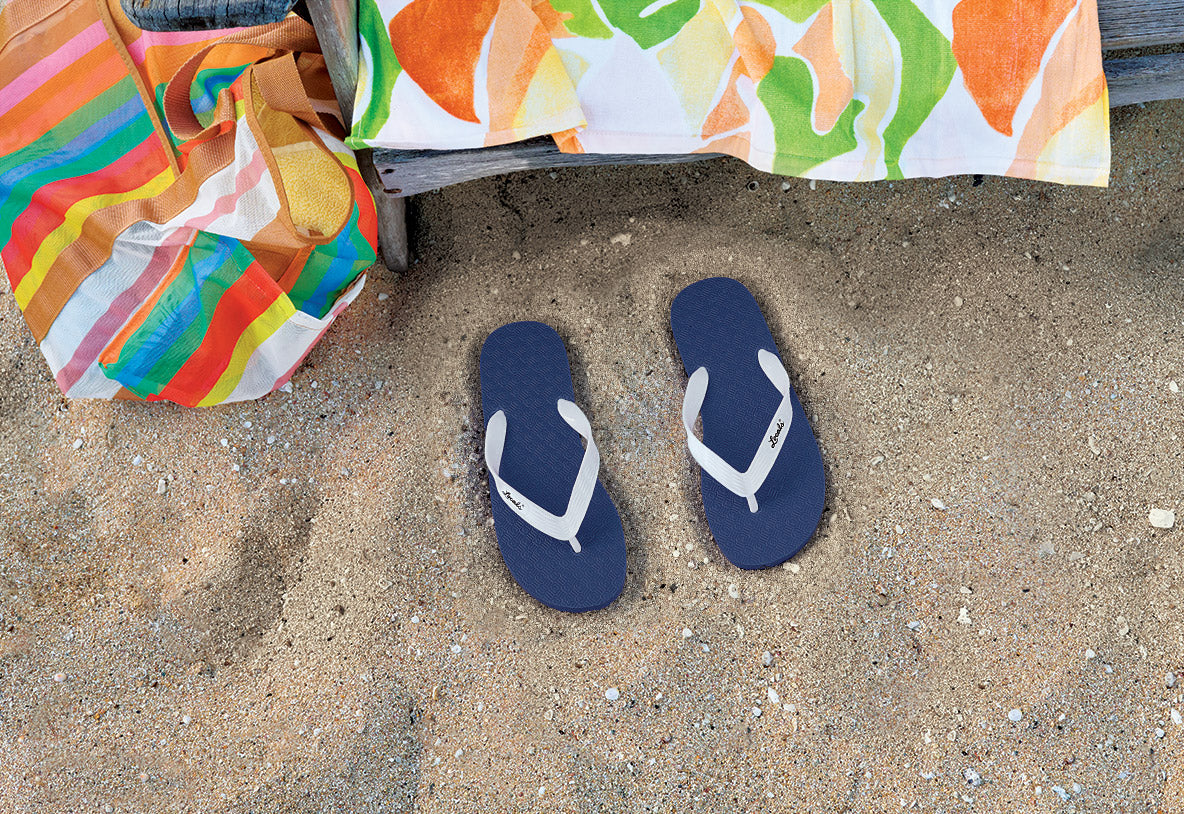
[251,79,351,238]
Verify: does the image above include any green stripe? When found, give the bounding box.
[348,1,401,146]
[140,239,254,392]
[550,0,613,38]
[872,0,956,179]
[758,55,864,177]
[0,83,154,234]
[763,0,830,24]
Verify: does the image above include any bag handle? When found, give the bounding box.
[162,14,328,141]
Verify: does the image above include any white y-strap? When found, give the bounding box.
[484,400,600,553]
[682,349,794,514]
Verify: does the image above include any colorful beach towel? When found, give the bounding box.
[0,1,377,406]
[349,0,1109,186]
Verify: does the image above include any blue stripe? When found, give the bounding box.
[116,234,237,387]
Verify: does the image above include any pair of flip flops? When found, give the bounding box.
[480,278,825,612]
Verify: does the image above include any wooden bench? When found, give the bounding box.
[125,0,1184,273]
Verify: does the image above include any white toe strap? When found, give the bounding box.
[484,399,600,553]
[681,349,793,513]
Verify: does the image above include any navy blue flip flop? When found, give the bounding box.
[670,278,825,569]
[479,322,626,612]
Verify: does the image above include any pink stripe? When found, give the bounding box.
[57,149,269,393]
[123,26,242,66]
[0,20,107,118]
[56,241,185,393]
[184,147,269,231]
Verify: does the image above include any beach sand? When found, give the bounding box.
[1,101,1183,812]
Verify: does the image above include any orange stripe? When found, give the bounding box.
[154,261,280,403]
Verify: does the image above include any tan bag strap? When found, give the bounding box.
[162,14,322,140]
[253,53,338,132]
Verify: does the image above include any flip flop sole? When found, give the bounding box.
[480,321,626,612]
[671,278,825,569]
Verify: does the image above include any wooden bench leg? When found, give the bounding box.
[358,150,409,273]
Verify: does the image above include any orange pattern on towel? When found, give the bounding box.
[702,61,750,138]
[1008,0,1105,172]
[792,4,854,134]
[734,6,776,82]
[487,1,556,136]
[952,0,1077,136]
[389,0,501,123]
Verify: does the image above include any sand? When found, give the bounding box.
[2,100,1183,813]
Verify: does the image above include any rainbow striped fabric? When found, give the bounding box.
[0,1,377,406]
[350,0,1109,185]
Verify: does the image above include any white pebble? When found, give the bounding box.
[132,455,143,466]
[930,498,946,511]
[1008,708,1023,722]
[71,438,84,450]
[1085,649,1096,660]
[762,651,774,667]
[1167,671,1178,688]
[907,621,921,631]
[267,436,276,445]
[752,706,762,718]
[780,181,791,192]
[605,687,620,701]
[727,583,740,600]
[957,607,972,625]
[609,233,632,247]
[377,292,389,301]
[767,688,780,705]
[156,479,167,495]
[181,715,192,725]
[450,644,461,654]
[1172,709,1182,726]
[242,420,252,428]
[53,672,66,682]
[954,296,964,307]
[1052,786,1069,801]
[963,768,982,787]
[681,628,693,639]
[1156,727,1166,738]
[1170,380,1179,393]
[1149,508,1176,529]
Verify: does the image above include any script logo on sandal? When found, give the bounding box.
[503,490,524,511]
[768,420,785,449]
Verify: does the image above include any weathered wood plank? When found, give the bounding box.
[1098,0,1184,49]
[1105,52,1184,106]
[304,0,358,126]
[358,151,410,272]
[119,0,295,31]
[305,0,409,271]
[374,142,723,197]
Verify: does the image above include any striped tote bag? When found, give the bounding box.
[0,0,377,406]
